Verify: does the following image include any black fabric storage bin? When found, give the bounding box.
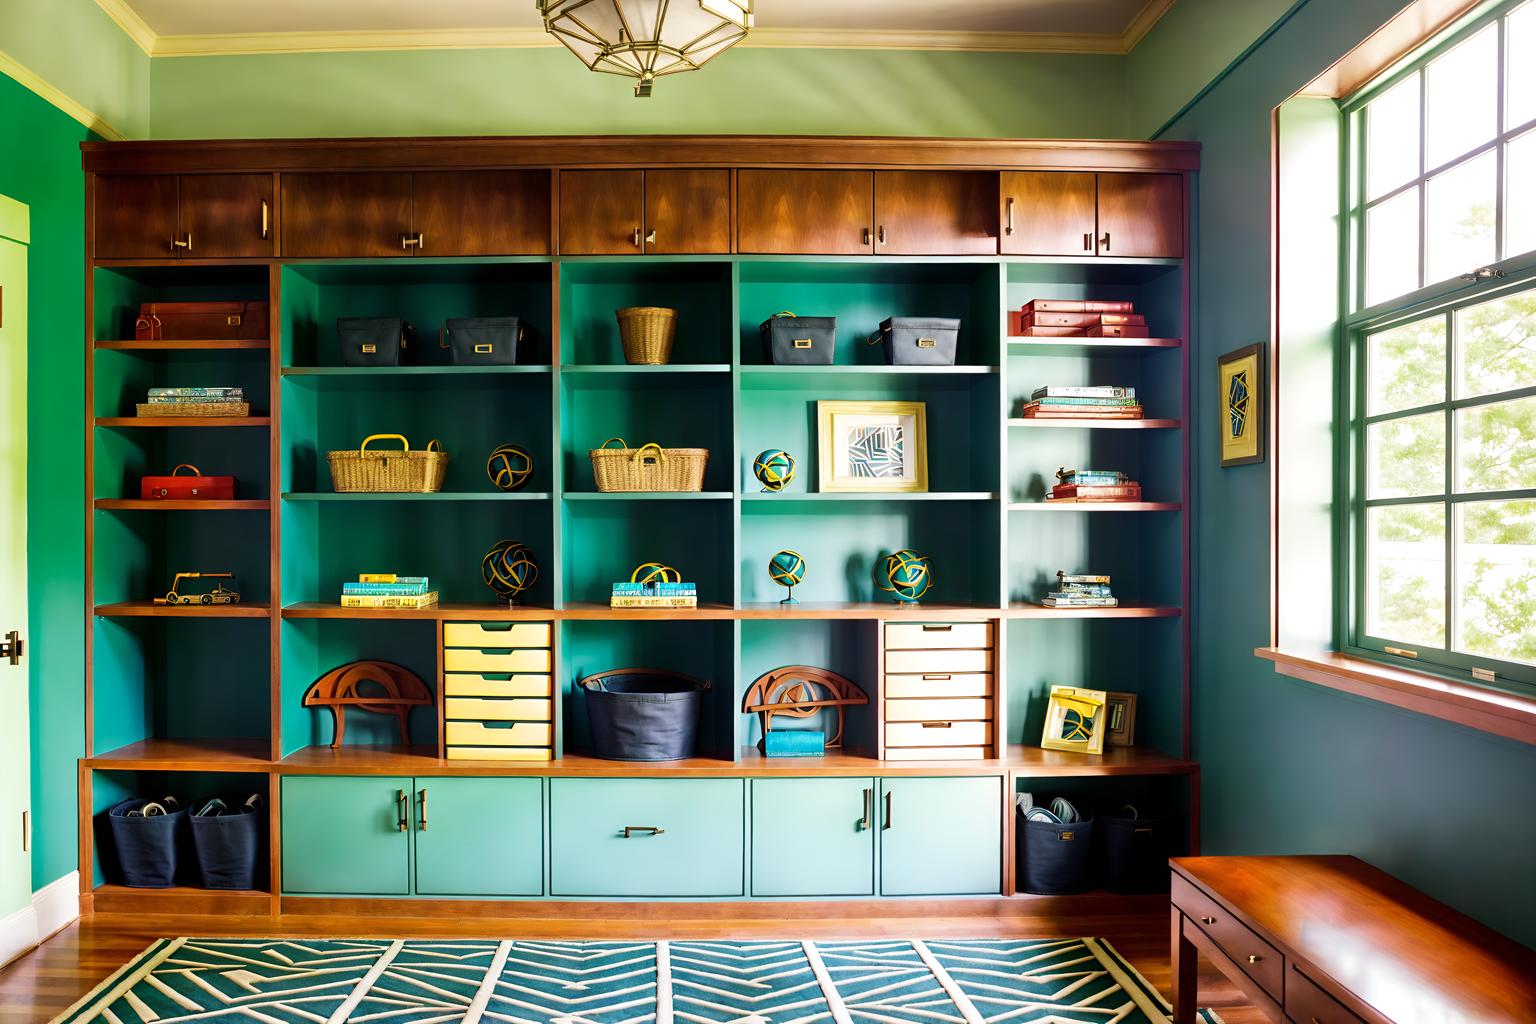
[444,317,523,366]
[337,317,415,366]
[107,798,189,888]
[189,798,266,890]
[1097,811,1172,894]
[1017,810,1096,894]
[760,313,836,365]
[873,317,960,365]
[581,669,710,761]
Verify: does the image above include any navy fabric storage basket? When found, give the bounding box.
[581,669,709,761]
[1017,810,1096,894]
[190,798,266,890]
[107,798,190,888]
[873,317,960,365]
[338,317,415,366]
[444,317,524,366]
[760,313,836,365]
[1096,810,1172,894]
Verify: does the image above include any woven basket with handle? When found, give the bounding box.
[616,306,677,365]
[327,433,448,493]
[589,437,708,492]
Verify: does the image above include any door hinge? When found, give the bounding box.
[1,630,22,666]
[22,810,30,853]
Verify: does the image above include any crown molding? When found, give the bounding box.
[1122,0,1178,50]
[94,0,157,57]
[152,27,556,58]
[0,48,126,140]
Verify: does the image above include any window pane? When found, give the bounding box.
[1366,188,1420,305]
[1366,503,1447,647]
[1455,499,1536,666]
[1509,1,1536,130]
[1506,128,1536,259]
[1425,23,1497,169]
[1456,289,1536,397]
[1366,73,1421,199]
[1457,395,1536,492]
[1366,317,1446,415]
[1367,411,1446,499]
[1425,151,1496,283]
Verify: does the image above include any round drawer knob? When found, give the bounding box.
[1247,954,1263,965]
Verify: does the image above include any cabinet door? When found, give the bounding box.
[737,169,873,255]
[645,169,730,254]
[559,170,644,255]
[415,170,551,257]
[1096,172,1184,258]
[281,172,413,258]
[93,175,179,259]
[999,171,1097,257]
[751,778,874,897]
[281,776,410,895]
[879,776,1002,896]
[179,173,273,259]
[550,778,744,897]
[875,171,996,255]
[413,777,543,896]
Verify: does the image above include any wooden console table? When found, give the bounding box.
[1170,855,1535,1023]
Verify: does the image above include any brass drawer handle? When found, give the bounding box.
[1247,954,1262,965]
[858,788,872,831]
[260,198,269,239]
[920,722,954,729]
[1005,196,1014,235]
[1200,915,1216,925]
[921,673,952,681]
[920,624,953,632]
[418,788,428,831]
[883,790,893,830]
[395,790,409,832]
[622,825,665,838]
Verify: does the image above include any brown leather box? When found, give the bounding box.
[134,301,269,342]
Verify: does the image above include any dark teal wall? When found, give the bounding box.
[1162,0,1536,946]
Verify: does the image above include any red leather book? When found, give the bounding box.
[1021,299,1136,315]
[1049,483,1144,501]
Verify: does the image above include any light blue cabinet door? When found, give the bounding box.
[550,779,745,897]
[282,776,411,895]
[879,776,1002,896]
[414,777,543,897]
[751,778,874,897]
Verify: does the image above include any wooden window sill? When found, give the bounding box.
[1254,647,1536,746]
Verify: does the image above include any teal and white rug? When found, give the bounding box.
[52,937,1222,1024]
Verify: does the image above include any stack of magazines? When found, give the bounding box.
[611,579,697,609]
[1019,385,1143,420]
[340,574,439,609]
[1047,468,1142,503]
[137,386,247,417]
[1043,571,1119,608]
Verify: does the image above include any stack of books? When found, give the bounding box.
[610,579,698,609]
[1017,300,1150,339]
[340,574,439,609]
[1019,385,1144,420]
[1043,572,1119,609]
[138,386,247,417]
[1047,468,1143,503]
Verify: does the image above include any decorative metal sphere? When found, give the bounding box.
[752,449,796,492]
[630,562,682,585]
[486,443,534,492]
[768,549,807,590]
[875,548,932,603]
[482,539,539,603]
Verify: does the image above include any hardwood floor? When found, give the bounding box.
[0,909,1264,1022]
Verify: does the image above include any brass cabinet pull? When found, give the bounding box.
[417,788,428,831]
[1,630,22,666]
[1005,196,1014,235]
[883,790,893,830]
[1083,232,1092,251]
[171,233,192,252]
[877,225,886,245]
[921,673,951,681]
[632,227,642,248]
[400,231,425,251]
[862,227,872,246]
[645,228,657,244]
[1247,954,1262,964]
[858,788,872,831]
[1200,915,1216,925]
[622,825,665,838]
[1099,231,1111,252]
[395,790,409,832]
[920,624,953,631]
[260,199,269,239]
[921,722,954,729]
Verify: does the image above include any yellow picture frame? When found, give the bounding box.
[816,400,929,493]
[1218,343,1265,467]
[1040,684,1108,755]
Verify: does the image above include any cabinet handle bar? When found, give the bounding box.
[418,788,428,831]
[395,790,408,832]
[883,790,892,831]
[622,825,666,838]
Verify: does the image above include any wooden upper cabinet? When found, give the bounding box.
[179,174,273,259]
[281,172,413,258]
[414,170,551,257]
[737,169,873,255]
[560,170,645,255]
[999,171,1097,257]
[93,175,181,259]
[645,169,729,254]
[874,171,996,255]
[1096,172,1184,258]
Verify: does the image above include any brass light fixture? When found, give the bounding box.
[538,0,754,96]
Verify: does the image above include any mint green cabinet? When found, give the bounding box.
[878,777,1002,896]
[282,776,411,895]
[414,777,543,897]
[550,779,745,897]
[751,778,875,897]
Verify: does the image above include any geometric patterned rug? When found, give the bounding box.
[50,937,1223,1024]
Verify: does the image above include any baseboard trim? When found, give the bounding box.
[0,872,82,971]
[0,904,39,971]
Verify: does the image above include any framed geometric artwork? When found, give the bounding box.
[1218,343,1266,467]
[1040,684,1108,755]
[816,400,928,493]
[1105,691,1138,747]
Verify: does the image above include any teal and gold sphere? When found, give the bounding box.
[486,443,534,492]
[768,549,807,591]
[875,548,932,603]
[482,539,539,603]
[630,562,682,585]
[752,449,797,492]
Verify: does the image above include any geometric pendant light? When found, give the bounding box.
[537,0,755,96]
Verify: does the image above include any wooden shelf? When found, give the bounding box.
[739,365,998,388]
[283,492,551,502]
[95,499,270,511]
[561,364,730,375]
[91,885,273,916]
[1007,336,1182,355]
[85,738,273,770]
[735,602,999,620]
[744,492,998,503]
[1007,418,1181,430]
[564,491,732,501]
[95,600,271,618]
[95,338,270,351]
[282,601,555,621]
[96,416,270,428]
[282,365,549,377]
[1008,501,1181,512]
[1007,601,1181,619]
[560,602,738,620]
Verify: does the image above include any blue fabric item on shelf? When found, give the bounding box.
[1016,793,1082,824]
[763,731,826,757]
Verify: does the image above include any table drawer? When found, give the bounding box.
[443,673,552,698]
[886,720,993,747]
[885,697,992,722]
[443,648,552,673]
[444,697,553,722]
[885,672,993,698]
[1173,874,1284,1002]
[446,746,553,762]
[882,746,989,761]
[443,622,551,648]
[444,720,553,746]
[885,622,992,650]
[884,649,993,674]
[1285,965,1366,1024]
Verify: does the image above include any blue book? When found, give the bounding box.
[611,583,698,594]
[342,583,430,596]
[1047,587,1113,599]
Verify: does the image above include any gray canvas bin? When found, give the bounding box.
[873,317,960,365]
[444,317,523,366]
[581,669,710,761]
[760,313,836,365]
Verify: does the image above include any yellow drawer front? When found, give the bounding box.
[444,697,553,722]
[882,746,989,761]
[443,648,552,673]
[885,697,993,722]
[446,746,553,762]
[884,672,993,699]
[443,622,552,649]
[443,721,553,746]
[886,720,994,747]
[883,648,993,674]
[884,622,992,650]
[443,673,553,698]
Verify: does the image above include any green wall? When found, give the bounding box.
[0,0,149,138]
[1162,0,1536,946]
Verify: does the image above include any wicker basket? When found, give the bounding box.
[136,401,249,417]
[327,433,448,493]
[590,437,708,492]
[616,307,677,365]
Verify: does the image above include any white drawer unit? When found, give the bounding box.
[884,622,992,650]
[441,621,557,761]
[881,620,1000,759]
[443,622,552,649]
[885,720,993,747]
[885,698,993,723]
[884,672,994,698]
[883,648,993,674]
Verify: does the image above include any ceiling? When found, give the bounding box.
[100,0,1176,56]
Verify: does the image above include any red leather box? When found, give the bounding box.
[134,301,269,342]
[140,464,236,500]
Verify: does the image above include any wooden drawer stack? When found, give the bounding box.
[880,621,996,760]
[442,622,554,761]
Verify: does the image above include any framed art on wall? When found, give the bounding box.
[1218,343,1265,467]
[816,400,928,493]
